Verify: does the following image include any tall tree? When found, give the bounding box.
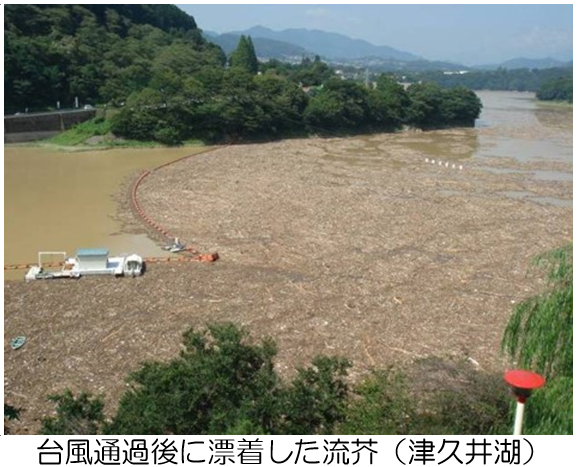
[230,35,258,74]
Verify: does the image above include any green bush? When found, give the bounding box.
[107,323,280,434]
[106,323,350,435]
[502,244,573,434]
[153,126,182,146]
[416,371,510,435]
[280,355,350,435]
[40,323,530,436]
[339,358,510,436]
[339,369,415,435]
[522,376,573,434]
[40,390,105,435]
[4,403,21,434]
[49,117,112,146]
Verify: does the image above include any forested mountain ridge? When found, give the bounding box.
[5,4,198,36]
[4,4,224,112]
[5,4,483,145]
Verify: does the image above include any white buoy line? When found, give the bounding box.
[425,157,463,170]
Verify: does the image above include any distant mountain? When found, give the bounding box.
[208,26,470,72]
[204,31,313,60]
[232,25,420,62]
[475,57,572,70]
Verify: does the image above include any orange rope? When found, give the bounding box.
[130,146,225,261]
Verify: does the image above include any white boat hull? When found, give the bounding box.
[25,252,144,280]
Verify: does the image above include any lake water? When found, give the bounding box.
[475,91,572,169]
[4,146,208,272]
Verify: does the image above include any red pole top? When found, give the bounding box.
[504,369,546,390]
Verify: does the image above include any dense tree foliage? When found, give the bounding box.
[4,4,222,112]
[536,77,573,103]
[304,78,371,130]
[110,71,481,143]
[369,75,410,128]
[261,56,335,87]
[406,83,482,128]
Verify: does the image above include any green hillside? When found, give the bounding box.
[4,4,223,112]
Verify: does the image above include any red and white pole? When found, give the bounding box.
[504,369,545,435]
[513,396,526,435]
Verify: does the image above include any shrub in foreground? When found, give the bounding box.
[106,323,350,435]
[41,390,105,435]
[40,326,512,435]
[502,244,573,434]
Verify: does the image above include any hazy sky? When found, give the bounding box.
[177,4,573,65]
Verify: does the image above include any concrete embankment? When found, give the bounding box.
[4,109,96,142]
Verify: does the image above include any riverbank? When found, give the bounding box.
[4,114,207,151]
[536,99,573,110]
[5,128,572,433]
[6,137,207,153]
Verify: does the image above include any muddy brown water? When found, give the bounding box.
[4,146,209,277]
[3,91,572,277]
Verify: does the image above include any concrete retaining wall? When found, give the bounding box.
[4,109,96,141]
